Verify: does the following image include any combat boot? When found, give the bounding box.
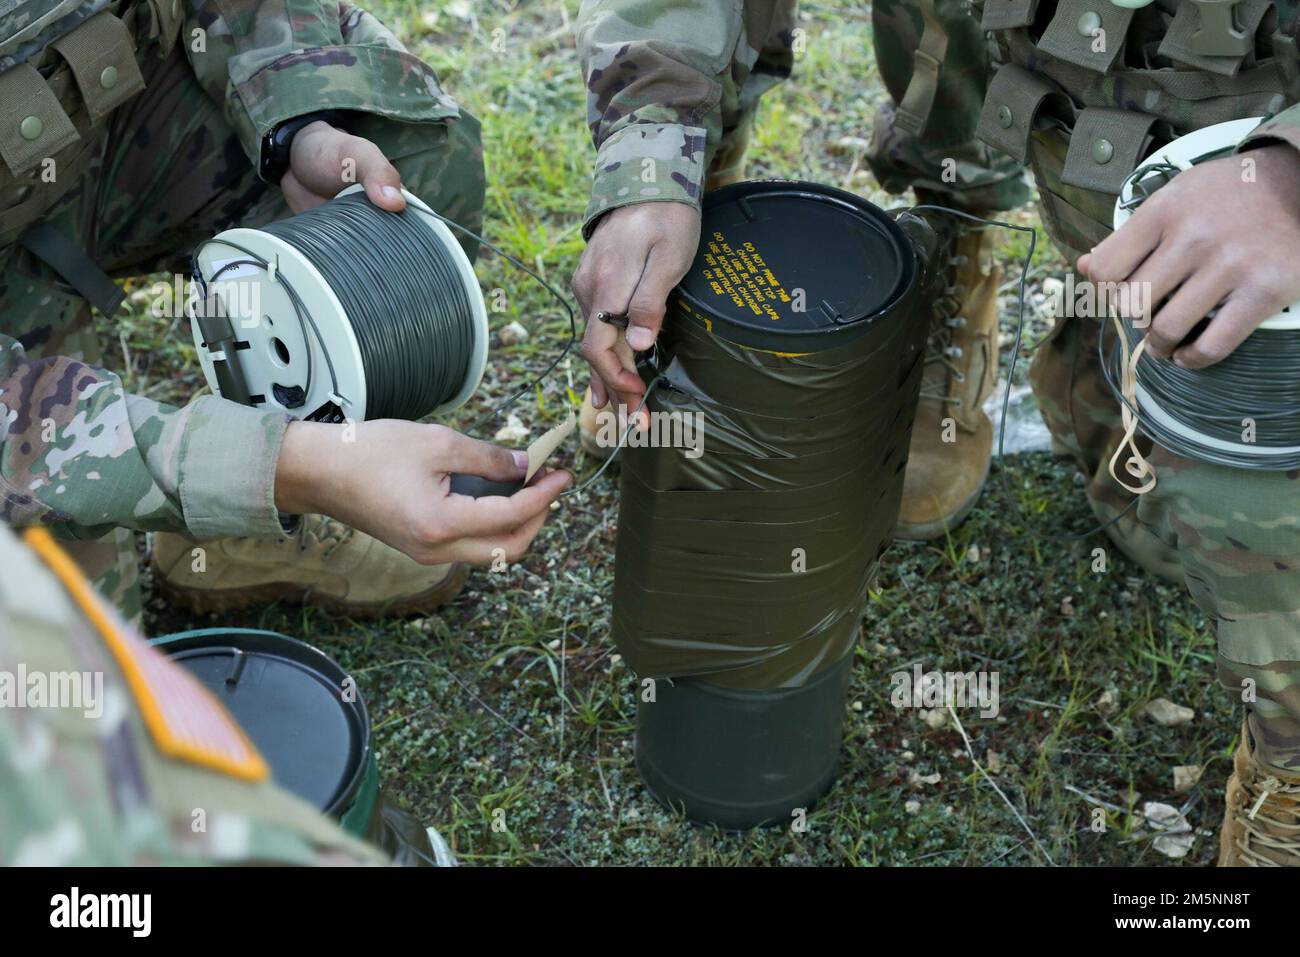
[895,212,1001,541]
[150,516,467,618]
[1219,719,1300,866]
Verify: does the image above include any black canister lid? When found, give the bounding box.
[672,180,916,352]
[151,628,369,816]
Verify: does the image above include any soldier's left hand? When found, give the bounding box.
[281,120,407,214]
[1078,143,1300,369]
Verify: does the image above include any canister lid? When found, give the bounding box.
[151,628,369,816]
[672,180,916,352]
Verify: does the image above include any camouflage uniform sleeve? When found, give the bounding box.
[575,0,749,237]
[1237,105,1300,156]
[184,0,462,174]
[1,333,292,541]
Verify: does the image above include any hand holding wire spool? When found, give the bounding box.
[1095,118,1300,483]
[188,185,573,565]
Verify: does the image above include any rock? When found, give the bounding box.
[494,413,529,444]
[499,320,529,345]
[1143,698,1195,727]
[851,700,864,712]
[1143,801,1194,859]
[1173,765,1204,793]
[909,769,941,788]
[833,135,871,154]
[1095,688,1118,715]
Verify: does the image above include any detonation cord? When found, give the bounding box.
[909,204,1141,541]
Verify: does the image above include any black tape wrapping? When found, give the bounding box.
[612,225,936,690]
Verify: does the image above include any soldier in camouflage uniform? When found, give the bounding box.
[1,0,571,629]
[1,522,387,865]
[571,0,1300,865]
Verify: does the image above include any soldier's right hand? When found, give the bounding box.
[273,420,571,565]
[571,201,701,428]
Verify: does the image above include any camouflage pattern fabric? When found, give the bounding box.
[575,0,794,235]
[0,524,387,865]
[866,0,1030,212]
[575,0,1300,774]
[0,3,485,624]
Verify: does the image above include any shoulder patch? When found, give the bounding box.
[22,528,269,782]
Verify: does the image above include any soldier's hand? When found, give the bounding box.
[281,120,407,214]
[571,202,701,427]
[274,420,571,565]
[1078,143,1300,369]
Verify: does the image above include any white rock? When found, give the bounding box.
[499,321,529,345]
[1142,698,1195,727]
[1143,801,1195,859]
[1173,765,1204,793]
[494,413,529,444]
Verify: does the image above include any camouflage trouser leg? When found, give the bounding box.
[1,6,483,623]
[1140,454,1300,774]
[867,0,1029,212]
[1031,310,1300,773]
[1028,308,1185,583]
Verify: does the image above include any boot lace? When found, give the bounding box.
[298,514,355,558]
[917,240,973,408]
[1234,773,1300,866]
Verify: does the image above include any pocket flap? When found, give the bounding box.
[976,63,1061,164]
[1060,107,1158,194]
[51,11,147,125]
[0,63,80,177]
[1037,0,1136,73]
[981,0,1041,31]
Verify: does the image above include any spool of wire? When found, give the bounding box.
[1104,117,1300,473]
[188,184,489,423]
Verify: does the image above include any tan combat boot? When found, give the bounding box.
[1219,719,1300,866]
[895,217,1001,541]
[150,516,467,618]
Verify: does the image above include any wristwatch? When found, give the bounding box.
[259,110,351,185]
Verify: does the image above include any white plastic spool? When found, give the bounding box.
[189,184,489,422]
[1112,116,1300,461]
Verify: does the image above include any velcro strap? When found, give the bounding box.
[50,11,146,125]
[0,63,80,177]
[982,0,1041,31]
[976,63,1061,164]
[1037,0,1136,73]
[1060,107,1159,194]
[18,222,125,318]
[1158,0,1273,75]
[894,0,949,136]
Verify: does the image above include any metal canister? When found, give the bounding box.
[613,181,935,829]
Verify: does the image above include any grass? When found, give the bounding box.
[101,0,1233,866]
